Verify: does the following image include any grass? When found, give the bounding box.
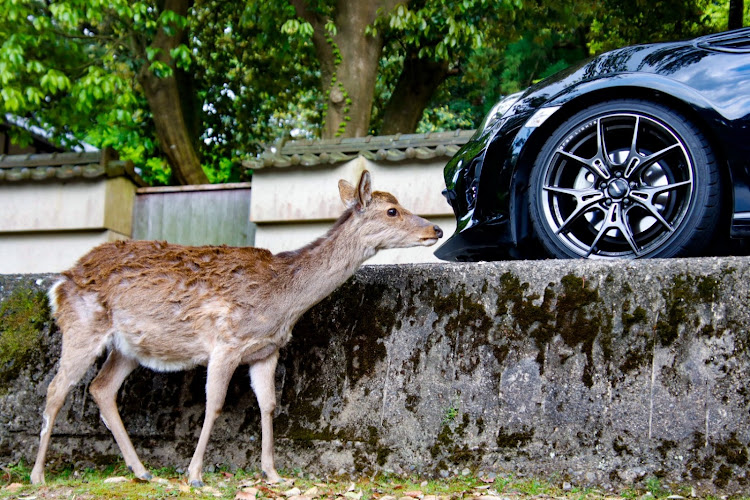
[0,462,747,500]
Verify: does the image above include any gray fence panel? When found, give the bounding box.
[132,185,255,246]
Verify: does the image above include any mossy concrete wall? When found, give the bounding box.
[1,258,749,493]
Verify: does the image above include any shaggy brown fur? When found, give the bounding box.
[31,171,442,487]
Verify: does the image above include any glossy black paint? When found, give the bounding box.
[436,28,750,261]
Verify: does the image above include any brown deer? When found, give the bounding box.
[30,170,442,486]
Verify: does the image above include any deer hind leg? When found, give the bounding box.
[89,349,150,480]
[30,333,103,484]
[249,351,281,483]
[187,349,240,487]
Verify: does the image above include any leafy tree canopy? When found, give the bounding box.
[0,0,744,184]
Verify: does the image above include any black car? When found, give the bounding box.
[435,28,750,261]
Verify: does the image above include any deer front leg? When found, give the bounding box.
[187,349,240,487]
[249,351,281,483]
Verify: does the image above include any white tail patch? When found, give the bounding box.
[47,279,64,317]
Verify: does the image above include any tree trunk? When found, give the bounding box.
[291,0,402,139]
[138,0,208,185]
[379,52,451,135]
[729,0,744,30]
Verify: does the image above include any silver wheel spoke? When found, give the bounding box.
[630,116,640,152]
[624,142,682,178]
[543,186,604,234]
[596,118,610,170]
[588,203,640,257]
[630,180,692,200]
[629,180,692,230]
[557,149,611,180]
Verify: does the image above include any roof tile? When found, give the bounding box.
[244,129,474,170]
[0,149,145,186]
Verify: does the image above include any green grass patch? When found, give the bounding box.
[0,462,748,499]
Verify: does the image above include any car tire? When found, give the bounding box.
[528,99,721,259]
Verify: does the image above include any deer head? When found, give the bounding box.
[338,170,443,250]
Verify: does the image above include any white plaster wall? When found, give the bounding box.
[0,177,134,235]
[0,177,136,273]
[0,230,128,274]
[251,156,455,264]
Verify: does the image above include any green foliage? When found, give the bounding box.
[588,0,717,54]
[191,0,322,176]
[442,400,460,425]
[417,0,733,132]
[0,0,742,183]
[0,0,176,182]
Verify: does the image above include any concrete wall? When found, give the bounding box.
[1,257,750,494]
[252,156,455,264]
[0,178,135,273]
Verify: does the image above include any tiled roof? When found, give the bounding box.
[0,149,146,186]
[244,129,474,170]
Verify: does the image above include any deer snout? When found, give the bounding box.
[433,225,443,239]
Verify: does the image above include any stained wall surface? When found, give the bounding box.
[1,258,749,494]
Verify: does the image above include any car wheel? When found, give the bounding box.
[528,99,721,259]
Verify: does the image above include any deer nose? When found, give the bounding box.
[434,225,443,238]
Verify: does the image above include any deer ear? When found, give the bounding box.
[339,180,358,209]
[357,170,372,209]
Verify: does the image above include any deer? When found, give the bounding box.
[30,170,442,487]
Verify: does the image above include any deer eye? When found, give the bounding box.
[387,208,399,217]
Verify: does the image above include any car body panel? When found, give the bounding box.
[436,28,750,261]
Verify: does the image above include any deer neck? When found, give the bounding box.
[274,210,374,313]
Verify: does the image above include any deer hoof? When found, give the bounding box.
[190,479,205,488]
[263,471,283,484]
[136,472,153,482]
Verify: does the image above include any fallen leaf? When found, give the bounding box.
[284,487,302,497]
[235,492,257,500]
[4,483,23,492]
[201,485,222,497]
[404,491,423,498]
[288,495,313,500]
[259,485,277,495]
[304,486,320,497]
[103,477,129,484]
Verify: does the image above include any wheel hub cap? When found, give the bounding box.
[606,178,629,199]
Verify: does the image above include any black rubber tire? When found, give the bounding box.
[528,99,721,259]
